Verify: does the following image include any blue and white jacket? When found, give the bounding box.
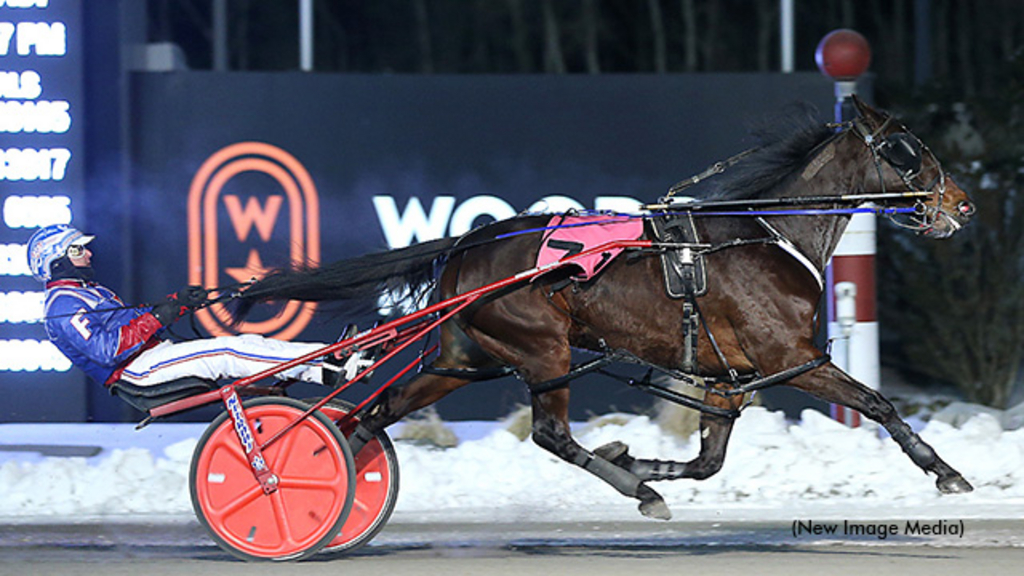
[44,279,165,385]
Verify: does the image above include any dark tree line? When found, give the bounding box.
[148,0,1024,102]
[878,54,1024,409]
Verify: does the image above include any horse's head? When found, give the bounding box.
[851,96,975,238]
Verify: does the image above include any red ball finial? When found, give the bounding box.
[816,29,871,80]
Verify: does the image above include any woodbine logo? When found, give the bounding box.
[187,142,320,340]
[371,194,643,249]
[792,519,965,540]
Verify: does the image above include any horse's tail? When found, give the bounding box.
[233,236,460,317]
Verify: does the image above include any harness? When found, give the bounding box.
[648,214,705,374]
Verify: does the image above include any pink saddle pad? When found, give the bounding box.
[535,215,643,281]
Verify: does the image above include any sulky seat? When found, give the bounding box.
[110,377,219,415]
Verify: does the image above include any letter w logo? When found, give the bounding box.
[224,195,283,242]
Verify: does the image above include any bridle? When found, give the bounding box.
[846,114,974,236]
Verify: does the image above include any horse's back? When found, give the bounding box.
[443,215,551,293]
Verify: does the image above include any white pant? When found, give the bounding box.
[119,334,327,387]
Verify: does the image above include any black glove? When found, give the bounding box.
[176,286,209,308]
[151,286,209,326]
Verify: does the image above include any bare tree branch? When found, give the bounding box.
[541,0,566,73]
[647,0,666,72]
[680,0,697,71]
[506,0,532,72]
[583,0,600,74]
[413,0,433,73]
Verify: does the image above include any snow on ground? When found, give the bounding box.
[1,404,1023,523]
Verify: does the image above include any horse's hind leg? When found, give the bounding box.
[529,387,672,520]
[347,371,473,455]
[347,320,495,455]
[789,361,973,494]
[595,387,743,482]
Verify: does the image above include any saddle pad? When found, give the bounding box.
[535,215,643,281]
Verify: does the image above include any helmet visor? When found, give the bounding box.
[68,234,94,249]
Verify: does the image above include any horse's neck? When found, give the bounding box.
[764,133,866,271]
[762,209,850,273]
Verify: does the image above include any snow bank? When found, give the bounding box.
[1,406,1022,522]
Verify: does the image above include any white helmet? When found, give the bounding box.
[26,224,94,282]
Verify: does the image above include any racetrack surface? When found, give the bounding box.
[2,518,1021,576]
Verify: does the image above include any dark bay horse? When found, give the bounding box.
[240,98,976,519]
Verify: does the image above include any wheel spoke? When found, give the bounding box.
[278,476,345,491]
[212,430,250,469]
[269,485,301,550]
[266,416,300,473]
[349,498,371,516]
[204,483,263,519]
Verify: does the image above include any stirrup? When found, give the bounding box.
[322,324,358,387]
[322,324,376,386]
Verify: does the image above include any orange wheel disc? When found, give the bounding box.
[190,397,355,561]
[312,399,400,555]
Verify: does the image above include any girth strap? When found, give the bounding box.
[529,355,616,396]
[419,364,517,381]
[681,300,699,373]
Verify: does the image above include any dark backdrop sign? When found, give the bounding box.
[0,0,85,422]
[123,72,835,421]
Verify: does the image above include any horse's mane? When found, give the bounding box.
[704,103,835,201]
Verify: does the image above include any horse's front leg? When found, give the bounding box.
[788,361,973,494]
[594,386,742,482]
[530,387,672,520]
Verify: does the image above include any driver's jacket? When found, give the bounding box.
[44,278,164,385]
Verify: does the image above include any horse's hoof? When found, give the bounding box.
[639,498,672,521]
[937,474,974,494]
[637,484,671,521]
[595,441,628,460]
[594,441,634,469]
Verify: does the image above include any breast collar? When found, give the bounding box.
[755,217,824,291]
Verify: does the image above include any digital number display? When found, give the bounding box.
[0,0,82,374]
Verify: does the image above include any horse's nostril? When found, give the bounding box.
[958,201,975,217]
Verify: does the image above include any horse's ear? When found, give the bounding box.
[851,95,886,126]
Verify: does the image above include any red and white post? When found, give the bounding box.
[828,217,879,427]
[816,30,876,428]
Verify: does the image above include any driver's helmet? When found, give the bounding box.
[27,224,94,282]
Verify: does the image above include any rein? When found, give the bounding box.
[660,147,761,203]
[495,200,924,241]
[641,191,930,212]
[37,280,252,323]
[667,206,917,217]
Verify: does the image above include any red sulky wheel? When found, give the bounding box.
[189,397,356,561]
[309,398,400,555]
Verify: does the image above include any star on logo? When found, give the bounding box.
[225,249,272,283]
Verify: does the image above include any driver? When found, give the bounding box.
[27,224,369,390]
